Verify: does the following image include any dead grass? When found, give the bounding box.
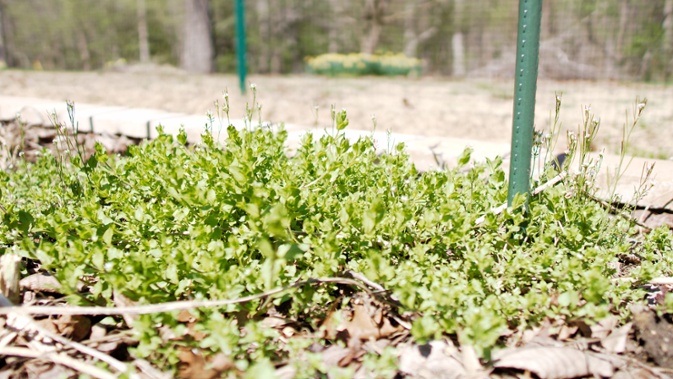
[1,69,671,158]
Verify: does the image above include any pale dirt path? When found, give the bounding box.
[1,69,672,157]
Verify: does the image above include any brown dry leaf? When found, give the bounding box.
[632,209,673,230]
[632,307,673,369]
[322,293,403,342]
[20,272,91,295]
[461,345,484,376]
[176,309,196,323]
[339,344,366,368]
[24,360,74,379]
[35,315,91,341]
[260,315,288,328]
[567,320,592,338]
[177,347,235,379]
[321,344,352,367]
[30,363,75,379]
[275,365,298,379]
[591,316,620,340]
[362,338,391,355]
[493,346,615,379]
[613,366,673,379]
[19,270,63,292]
[85,327,136,354]
[557,324,579,341]
[163,311,208,343]
[600,322,632,354]
[398,340,468,379]
[526,335,565,348]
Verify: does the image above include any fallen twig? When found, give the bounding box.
[1,295,133,376]
[345,270,386,293]
[650,277,673,285]
[587,194,653,232]
[0,277,372,316]
[0,346,117,379]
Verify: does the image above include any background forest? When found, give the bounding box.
[1,0,673,81]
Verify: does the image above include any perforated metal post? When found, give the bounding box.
[507,0,542,207]
[235,0,247,95]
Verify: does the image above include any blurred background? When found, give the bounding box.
[0,0,672,157]
[1,0,672,80]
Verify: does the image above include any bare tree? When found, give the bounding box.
[403,1,436,57]
[0,0,11,66]
[77,30,91,70]
[663,0,673,78]
[451,0,466,77]
[180,0,213,73]
[137,0,150,63]
[327,0,346,53]
[361,0,388,54]
[253,0,302,74]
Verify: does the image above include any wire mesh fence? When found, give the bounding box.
[0,0,671,157]
[1,0,672,80]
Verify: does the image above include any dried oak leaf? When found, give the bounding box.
[632,307,673,369]
[493,346,615,379]
[177,347,235,379]
[322,293,403,342]
[590,316,620,340]
[398,340,468,379]
[35,314,91,341]
[612,367,673,379]
[600,322,632,354]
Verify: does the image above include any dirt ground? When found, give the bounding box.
[1,67,672,157]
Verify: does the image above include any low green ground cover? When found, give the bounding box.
[1,107,672,376]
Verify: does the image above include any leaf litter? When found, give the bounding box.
[2,259,673,378]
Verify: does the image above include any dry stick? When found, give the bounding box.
[0,346,117,379]
[586,193,653,232]
[475,171,567,225]
[345,270,386,292]
[30,324,131,374]
[0,295,134,376]
[650,277,673,285]
[134,358,172,379]
[0,277,372,316]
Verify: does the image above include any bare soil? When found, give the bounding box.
[2,68,672,157]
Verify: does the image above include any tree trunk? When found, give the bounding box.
[255,0,270,72]
[77,30,91,70]
[451,0,466,77]
[403,2,436,58]
[615,0,629,64]
[180,0,213,73]
[541,0,556,38]
[663,0,673,78]
[451,32,465,77]
[0,0,11,66]
[327,0,344,53]
[360,0,387,54]
[361,22,381,55]
[137,0,150,63]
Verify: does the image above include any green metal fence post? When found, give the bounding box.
[507,0,542,207]
[235,0,247,95]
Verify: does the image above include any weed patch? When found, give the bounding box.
[0,104,671,377]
